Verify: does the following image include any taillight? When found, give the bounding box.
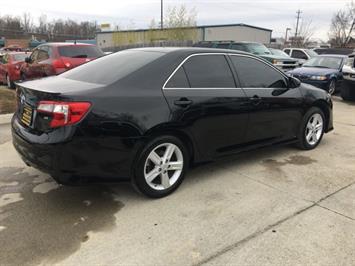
[37,101,91,128]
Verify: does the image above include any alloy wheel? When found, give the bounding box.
[305,113,324,146]
[144,143,184,190]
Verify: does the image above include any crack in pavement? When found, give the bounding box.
[194,180,355,266]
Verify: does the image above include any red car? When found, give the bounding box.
[0,45,23,52]
[20,43,104,80]
[0,52,29,88]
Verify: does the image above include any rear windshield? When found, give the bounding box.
[12,53,28,62]
[61,50,165,85]
[58,45,104,58]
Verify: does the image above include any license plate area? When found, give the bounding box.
[21,104,33,127]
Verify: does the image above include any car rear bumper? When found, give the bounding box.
[11,115,141,181]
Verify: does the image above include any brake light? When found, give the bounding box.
[37,101,91,128]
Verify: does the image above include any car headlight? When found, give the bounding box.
[272,59,282,64]
[310,75,327,81]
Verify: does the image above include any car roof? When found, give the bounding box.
[129,47,253,56]
[315,54,348,58]
[38,42,95,47]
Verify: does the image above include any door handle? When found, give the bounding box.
[174,98,193,107]
[249,95,262,105]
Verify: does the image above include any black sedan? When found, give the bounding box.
[287,54,347,94]
[12,48,333,198]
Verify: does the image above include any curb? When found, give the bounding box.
[0,113,13,125]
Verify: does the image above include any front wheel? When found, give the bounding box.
[132,136,189,198]
[297,107,325,150]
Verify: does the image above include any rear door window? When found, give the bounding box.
[182,54,235,88]
[231,55,288,88]
[165,67,190,88]
[58,46,104,58]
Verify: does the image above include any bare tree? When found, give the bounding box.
[292,18,315,47]
[329,1,355,47]
[21,12,33,33]
[37,14,47,34]
[163,5,198,41]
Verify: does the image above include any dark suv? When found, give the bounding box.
[193,41,298,70]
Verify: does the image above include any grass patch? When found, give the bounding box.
[0,86,16,114]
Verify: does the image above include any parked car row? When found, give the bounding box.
[341,53,355,101]
[193,41,299,71]
[0,42,104,89]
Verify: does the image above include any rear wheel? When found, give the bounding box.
[297,107,325,150]
[132,136,189,198]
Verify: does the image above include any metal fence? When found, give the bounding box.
[102,40,194,52]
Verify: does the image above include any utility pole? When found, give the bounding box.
[295,9,302,37]
[285,27,291,45]
[161,0,164,29]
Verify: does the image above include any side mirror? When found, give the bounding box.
[289,76,301,88]
[25,57,32,63]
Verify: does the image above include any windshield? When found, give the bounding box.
[305,49,318,57]
[246,43,271,55]
[61,50,165,85]
[303,56,343,69]
[270,49,290,57]
[58,45,104,58]
[12,53,28,62]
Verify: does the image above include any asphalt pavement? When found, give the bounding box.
[0,97,354,265]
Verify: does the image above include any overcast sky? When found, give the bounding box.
[1,0,350,40]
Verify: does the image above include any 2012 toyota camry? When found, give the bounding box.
[12,48,333,198]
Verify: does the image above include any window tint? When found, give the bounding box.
[61,50,164,85]
[166,67,190,88]
[183,55,235,88]
[216,43,231,49]
[284,49,290,55]
[291,50,308,60]
[58,45,104,58]
[231,56,287,88]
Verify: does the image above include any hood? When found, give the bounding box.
[288,67,338,76]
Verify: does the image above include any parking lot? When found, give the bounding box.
[0,96,354,265]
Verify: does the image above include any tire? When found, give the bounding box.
[6,74,15,89]
[132,135,189,198]
[327,79,336,95]
[297,107,325,150]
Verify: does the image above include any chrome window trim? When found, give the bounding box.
[162,52,289,90]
